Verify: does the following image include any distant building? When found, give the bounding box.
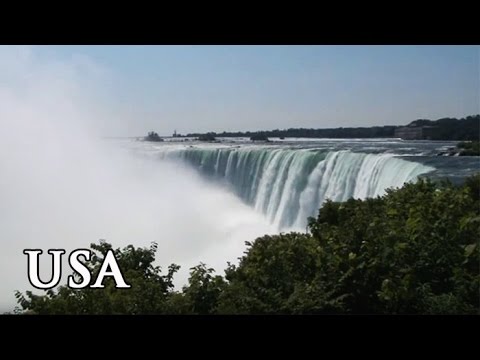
[394,126,438,140]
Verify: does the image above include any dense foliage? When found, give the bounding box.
[186,115,479,140]
[409,116,479,141]
[15,175,480,314]
[198,133,217,142]
[220,177,479,314]
[457,141,480,156]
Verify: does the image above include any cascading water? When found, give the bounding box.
[147,145,435,231]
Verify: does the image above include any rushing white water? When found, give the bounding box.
[139,145,436,231]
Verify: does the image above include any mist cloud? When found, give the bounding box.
[0,46,274,312]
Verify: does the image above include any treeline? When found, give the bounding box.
[186,115,479,140]
[15,175,480,314]
[187,126,397,139]
[409,115,480,140]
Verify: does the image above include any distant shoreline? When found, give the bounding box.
[184,115,479,141]
[105,115,479,142]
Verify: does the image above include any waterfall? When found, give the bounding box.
[150,146,435,230]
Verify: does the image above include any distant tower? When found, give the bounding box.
[173,129,177,138]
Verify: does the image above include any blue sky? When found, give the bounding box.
[37,45,479,135]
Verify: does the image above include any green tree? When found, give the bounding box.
[15,241,180,314]
[217,176,480,314]
[182,264,226,314]
[457,141,480,156]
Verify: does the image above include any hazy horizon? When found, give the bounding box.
[4,45,476,137]
[144,114,480,138]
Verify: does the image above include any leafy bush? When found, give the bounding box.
[219,175,479,314]
[457,141,480,156]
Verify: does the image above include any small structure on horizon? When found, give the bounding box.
[172,129,183,138]
[394,125,438,140]
[144,131,164,142]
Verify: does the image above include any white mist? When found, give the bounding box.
[0,46,274,312]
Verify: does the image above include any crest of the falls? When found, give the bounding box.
[149,145,435,231]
